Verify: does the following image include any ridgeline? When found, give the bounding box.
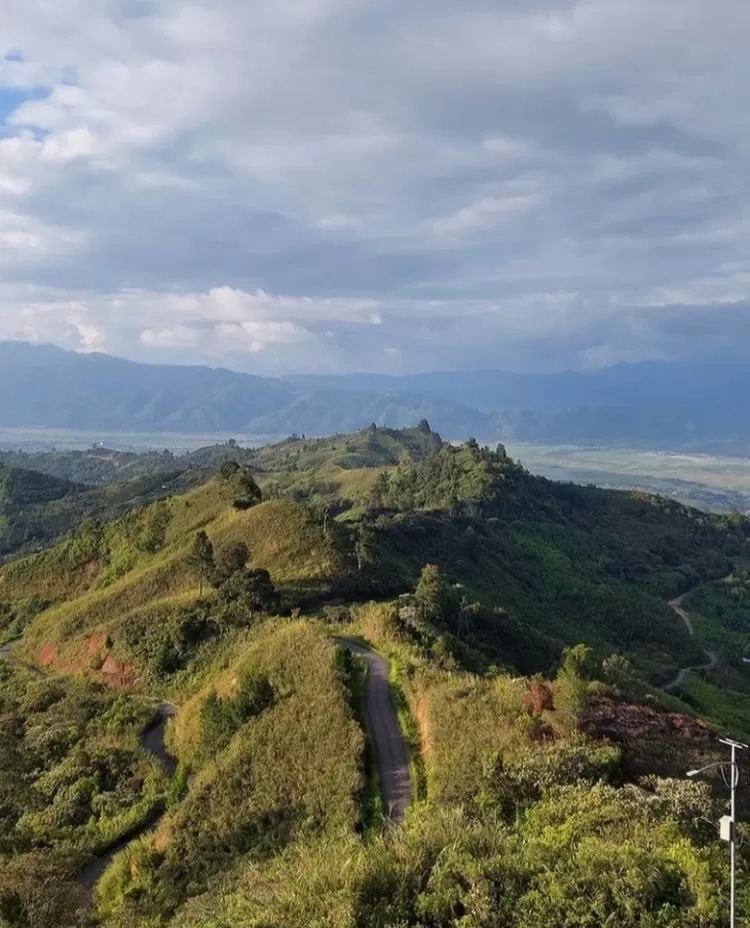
[1,424,750,927]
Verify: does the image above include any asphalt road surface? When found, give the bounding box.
[338,638,413,823]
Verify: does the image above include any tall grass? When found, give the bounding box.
[95,622,364,921]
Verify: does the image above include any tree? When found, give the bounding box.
[556,644,596,711]
[367,472,389,514]
[559,643,596,680]
[188,530,215,595]
[355,524,377,571]
[217,568,279,616]
[0,851,86,928]
[309,498,331,535]
[233,468,263,510]
[414,563,453,624]
[601,652,638,698]
[138,501,171,554]
[219,461,241,480]
[216,542,250,581]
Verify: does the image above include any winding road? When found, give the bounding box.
[337,639,413,824]
[79,701,177,893]
[0,638,43,675]
[0,638,177,891]
[664,593,718,692]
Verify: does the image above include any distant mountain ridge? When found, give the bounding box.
[1,340,749,451]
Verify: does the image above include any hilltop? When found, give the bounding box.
[3,426,750,927]
[0,425,442,562]
[4,428,749,708]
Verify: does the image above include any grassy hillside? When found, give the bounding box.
[4,432,749,685]
[0,462,208,563]
[94,621,363,923]
[158,605,732,928]
[0,442,257,486]
[0,426,441,563]
[4,489,342,683]
[0,465,80,505]
[253,423,443,472]
[0,661,169,924]
[5,429,750,927]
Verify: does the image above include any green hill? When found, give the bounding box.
[4,428,750,927]
[0,462,210,564]
[4,432,749,690]
[0,465,80,505]
[252,422,444,471]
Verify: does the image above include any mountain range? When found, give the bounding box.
[1,340,748,451]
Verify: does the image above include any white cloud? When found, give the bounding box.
[0,0,748,372]
[427,195,542,242]
[140,325,199,348]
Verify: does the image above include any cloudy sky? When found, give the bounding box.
[0,0,748,374]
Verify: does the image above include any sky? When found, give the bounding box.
[0,0,749,375]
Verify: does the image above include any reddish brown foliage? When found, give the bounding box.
[524,681,555,715]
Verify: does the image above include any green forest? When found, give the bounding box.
[2,425,750,927]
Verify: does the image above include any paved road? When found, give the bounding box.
[81,700,177,891]
[0,638,177,891]
[337,638,412,824]
[0,638,42,676]
[664,594,718,692]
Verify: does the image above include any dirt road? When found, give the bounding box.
[338,639,412,823]
[664,594,718,692]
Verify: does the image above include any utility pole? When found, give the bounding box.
[688,737,747,928]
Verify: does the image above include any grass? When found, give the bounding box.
[6,484,345,682]
[0,662,169,861]
[673,673,750,741]
[6,429,750,927]
[95,621,364,922]
[388,657,427,803]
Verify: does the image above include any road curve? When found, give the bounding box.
[337,638,412,824]
[0,638,177,891]
[0,638,42,675]
[79,703,178,893]
[664,594,718,692]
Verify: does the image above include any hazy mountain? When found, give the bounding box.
[0,341,296,431]
[2,341,749,451]
[288,361,749,417]
[0,341,487,438]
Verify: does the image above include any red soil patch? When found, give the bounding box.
[38,634,137,689]
[39,643,57,667]
[100,654,137,689]
[83,633,107,659]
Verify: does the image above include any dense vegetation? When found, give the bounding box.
[0,463,207,563]
[2,425,750,926]
[0,426,442,562]
[0,662,169,925]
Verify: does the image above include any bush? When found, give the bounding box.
[200,674,276,758]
